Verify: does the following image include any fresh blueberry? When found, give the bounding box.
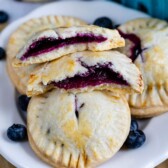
[0,11,9,23]
[138,3,148,13]
[113,24,121,29]
[0,47,6,60]
[7,124,27,141]
[17,95,31,112]
[93,17,113,29]
[130,119,138,131]
[125,130,146,149]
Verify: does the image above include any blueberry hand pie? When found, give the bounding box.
[118,18,168,118]
[7,16,87,94]
[13,26,125,66]
[28,89,130,168]
[27,51,143,96]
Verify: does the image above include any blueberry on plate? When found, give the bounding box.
[125,130,146,149]
[113,24,121,29]
[0,11,9,23]
[7,124,27,141]
[0,47,6,60]
[93,17,113,29]
[130,119,138,131]
[17,95,31,112]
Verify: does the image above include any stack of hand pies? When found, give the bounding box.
[7,16,148,167]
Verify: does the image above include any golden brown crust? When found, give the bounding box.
[119,18,168,118]
[13,26,125,66]
[28,90,130,168]
[27,51,143,97]
[6,60,25,94]
[131,105,168,118]
[28,131,61,168]
[6,15,87,94]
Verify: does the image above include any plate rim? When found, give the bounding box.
[1,1,167,168]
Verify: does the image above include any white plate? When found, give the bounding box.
[0,1,168,168]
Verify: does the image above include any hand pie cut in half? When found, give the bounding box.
[28,89,130,168]
[7,15,87,94]
[13,25,125,66]
[27,51,143,97]
[118,18,168,118]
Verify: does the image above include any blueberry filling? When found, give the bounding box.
[118,30,142,62]
[51,63,129,90]
[75,95,79,119]
[21,34,107,60]
[74,96,84,119]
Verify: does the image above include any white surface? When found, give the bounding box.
[0,1,168,168]
[0,0,43,22]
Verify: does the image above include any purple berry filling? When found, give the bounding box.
[75,95,78,119]
[51,63,129,90]
[118,30,142,62]
[74,96,84,119]
[21,34,107,60]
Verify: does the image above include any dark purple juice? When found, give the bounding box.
[21,33,107,60]
[52,63,129,89]
[118,30,142,62]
